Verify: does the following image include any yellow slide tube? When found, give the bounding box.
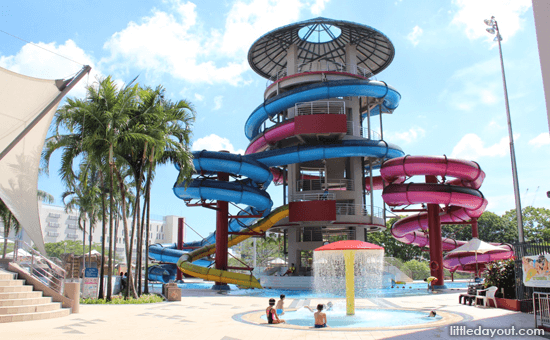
[177,205,289,289]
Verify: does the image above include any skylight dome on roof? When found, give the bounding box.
[298,23,341,43]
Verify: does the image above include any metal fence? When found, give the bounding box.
[534,292,550,330]
[512,241,550,313]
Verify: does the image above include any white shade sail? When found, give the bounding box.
[0,65,90,254]
[445,237,507,255]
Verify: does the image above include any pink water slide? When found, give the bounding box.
[376,156,513,271]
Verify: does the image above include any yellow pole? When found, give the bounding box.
[343,250,355,315]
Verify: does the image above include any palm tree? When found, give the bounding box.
[0,199,19,259]
[42,77,196,299]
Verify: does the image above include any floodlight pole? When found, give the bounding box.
[486,17,524,242]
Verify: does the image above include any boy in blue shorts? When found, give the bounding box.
[276,294,285,315]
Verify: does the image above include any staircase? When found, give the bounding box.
[0,269,70,322]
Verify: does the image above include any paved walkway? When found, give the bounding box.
[0,288,546,339]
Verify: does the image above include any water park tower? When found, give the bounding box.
[151,17,509,291]
[245,18,403,274]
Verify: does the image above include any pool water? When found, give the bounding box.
[150,281,467,299]
[261,307,442,328]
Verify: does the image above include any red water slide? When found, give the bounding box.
[377,156,512,272]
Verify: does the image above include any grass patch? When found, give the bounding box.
[80,294,165,304]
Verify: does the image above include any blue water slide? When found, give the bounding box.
[245,79,401,140]
[148,151,274,282]
[248,139,404,167]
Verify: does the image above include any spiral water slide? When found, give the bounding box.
[377,156,513,272]
[149,79,405,287]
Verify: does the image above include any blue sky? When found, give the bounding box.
[1,0,548,242]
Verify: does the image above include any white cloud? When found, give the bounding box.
[450,133,514,161]
[407,26,423,47]
[528,133,550,148]
[387,126,426,144]
[194,93,204,101]
[103,1,249,86]
[213,96,223,110]
[192,134,245,154]
[0,39,102,99]
[103,0,311,86]
[442,58,501,111]
[219,0,304,57]
[309,0,329,15]
[451,0,531,43]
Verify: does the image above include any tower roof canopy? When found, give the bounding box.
[315,240,384,251]
[248,17,395,79]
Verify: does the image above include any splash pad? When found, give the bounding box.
[314,241,384,315]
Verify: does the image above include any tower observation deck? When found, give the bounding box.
[244,18,403,274]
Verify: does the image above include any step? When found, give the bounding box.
[0,308,70,323]
[0,291,42,300]
[0,285,32,293]
[0,297,52,307]
[0,272,14,280]
[0,279,24,287]
[0,302,61,315]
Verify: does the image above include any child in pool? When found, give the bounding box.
[314,304,328,328]
[275,294,285,315]
[266,298,285,324]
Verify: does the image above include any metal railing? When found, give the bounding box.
[266,60,375,87]
[66,233,78,239]
[47,222,60,228]
[12,239,66,295]
[295,101,345,116]
[290,192,336,202]
[48,213,61,218]
[335,204,384,218]
[296,179,354,191]
[360,128,381,140]
[534,292,550,330]
[345,122,381,140]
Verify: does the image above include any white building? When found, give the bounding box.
[1,202,185,262]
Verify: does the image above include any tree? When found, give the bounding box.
[402,259,430,280]
[42,77,195,300]
[442,211,517,244]
[0,199,19,259]
[367,217,427,262]
[503,206,550,243]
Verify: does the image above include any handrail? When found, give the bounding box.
[296,178,354,191]
[267,60,376,87]
[295,101,345,116]
[335,203,384,218]
[12,239,66,295]
[290,192,336,202]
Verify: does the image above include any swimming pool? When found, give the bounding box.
[260,307,443,328]
[150,281,467,298]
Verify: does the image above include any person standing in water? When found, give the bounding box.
[275,294,285,315]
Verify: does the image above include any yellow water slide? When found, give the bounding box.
[176,205,289,288]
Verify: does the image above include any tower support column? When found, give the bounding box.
[213,172,230,290]
[426,175,445,289]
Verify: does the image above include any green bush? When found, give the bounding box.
[484,258,516,299]
[402,260,431,280]
[80,294,164,304]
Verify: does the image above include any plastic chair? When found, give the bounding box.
[475,286,498,308]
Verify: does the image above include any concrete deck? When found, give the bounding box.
[0,286,546,339]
